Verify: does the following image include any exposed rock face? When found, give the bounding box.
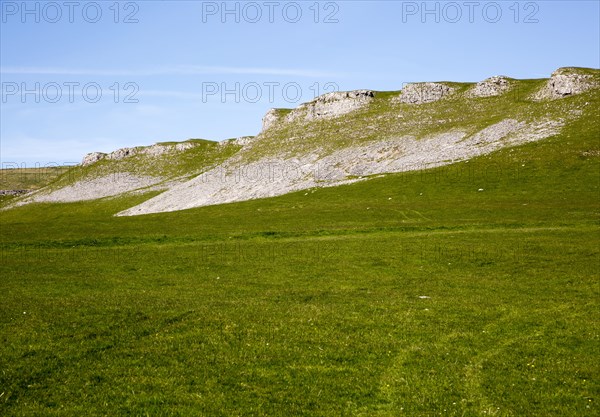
[141,145,166,157]
[8,66,596,215]
[108,147,139,160]
[142,142,195,157]
[398,83,455,104]
[533,68,595,100]
[82,152,107,166]
[286,90,375,122]
[231,136,255,146]
[81,142,200,166]
[116,118,563,216]
[262,109,284,131]
[219,137,255,147]
[17,173,162,204]
[0,189,29,196]
[469,76,511,97]
[174,142,195,152]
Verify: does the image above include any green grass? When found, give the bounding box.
[37,138,242,195]
[0,166,73,205]
[247,69,598,162]
[0,71,599,416]
[0,166,72,191]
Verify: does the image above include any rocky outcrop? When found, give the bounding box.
[398,82,455,104]
[233,136,255,146]
[142,142,195,157]
[8,67,597,215]
[285,90,375,123]
[262,109,285,131]
[0,189,29,196]
[533,68,595,100]
[17,173,163,204]
[81,142,201,166]
[219,136,256,147]
[107,147,139,160]
[82,152,108,166]
[469,76,512,97]
[82,147,141,165]
[116,118,563,216]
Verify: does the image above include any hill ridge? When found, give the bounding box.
[5,66,599,216]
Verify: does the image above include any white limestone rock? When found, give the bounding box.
[81,152,107,166]
[262,108,284,131]
[286,90,376,123]
[469,76,512,97]
[398,82,455,104]
[533,68,595,100]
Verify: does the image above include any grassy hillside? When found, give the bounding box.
[32,138,242,196]
[0,166,73,190]
[78,138,241,180]
[244,71,598,162]
[0,166,72,203]
[1,79,599,416]
[0,166,74,207]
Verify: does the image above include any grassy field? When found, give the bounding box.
[0,166,73,206]
[1,88,599,415]
[0,166,71,191]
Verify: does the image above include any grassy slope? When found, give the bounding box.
[244,75,587,162]
[34,139,242,195]
[0,139,241,209]
[0,166,72,191]
[0,78,598,416]
[0,167,72,205]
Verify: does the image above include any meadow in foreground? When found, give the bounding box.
[0,104,598,416]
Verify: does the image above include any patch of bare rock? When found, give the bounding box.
[533,68,596,100]
[260,90,376,132]
[117,118,562,216]
[81,142,198,166]
[14,173,162,205]
[261,109,284,131]
[285,90,376,123]
[397,82,455,104]
[0,190,29,196]
[468,76,512,97]
[220,136,256,147]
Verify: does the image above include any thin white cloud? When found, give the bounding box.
[0,65,343,78]
[0,67,141,76]
[0,135,119,164]
[178,65,340,78]
[139,90,205,100]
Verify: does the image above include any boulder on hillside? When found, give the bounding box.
[533,68,595,100]
[141,142,196,157]
[81,152,107,166]
[220,136,255,146]
[285,90,376,123]
[469,76,512,97]
[81,142,200,166]
[262,108,284,131]
[398,82,455,104]
[107,147,139,160]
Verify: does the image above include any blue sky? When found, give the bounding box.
[1,0,599,166]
